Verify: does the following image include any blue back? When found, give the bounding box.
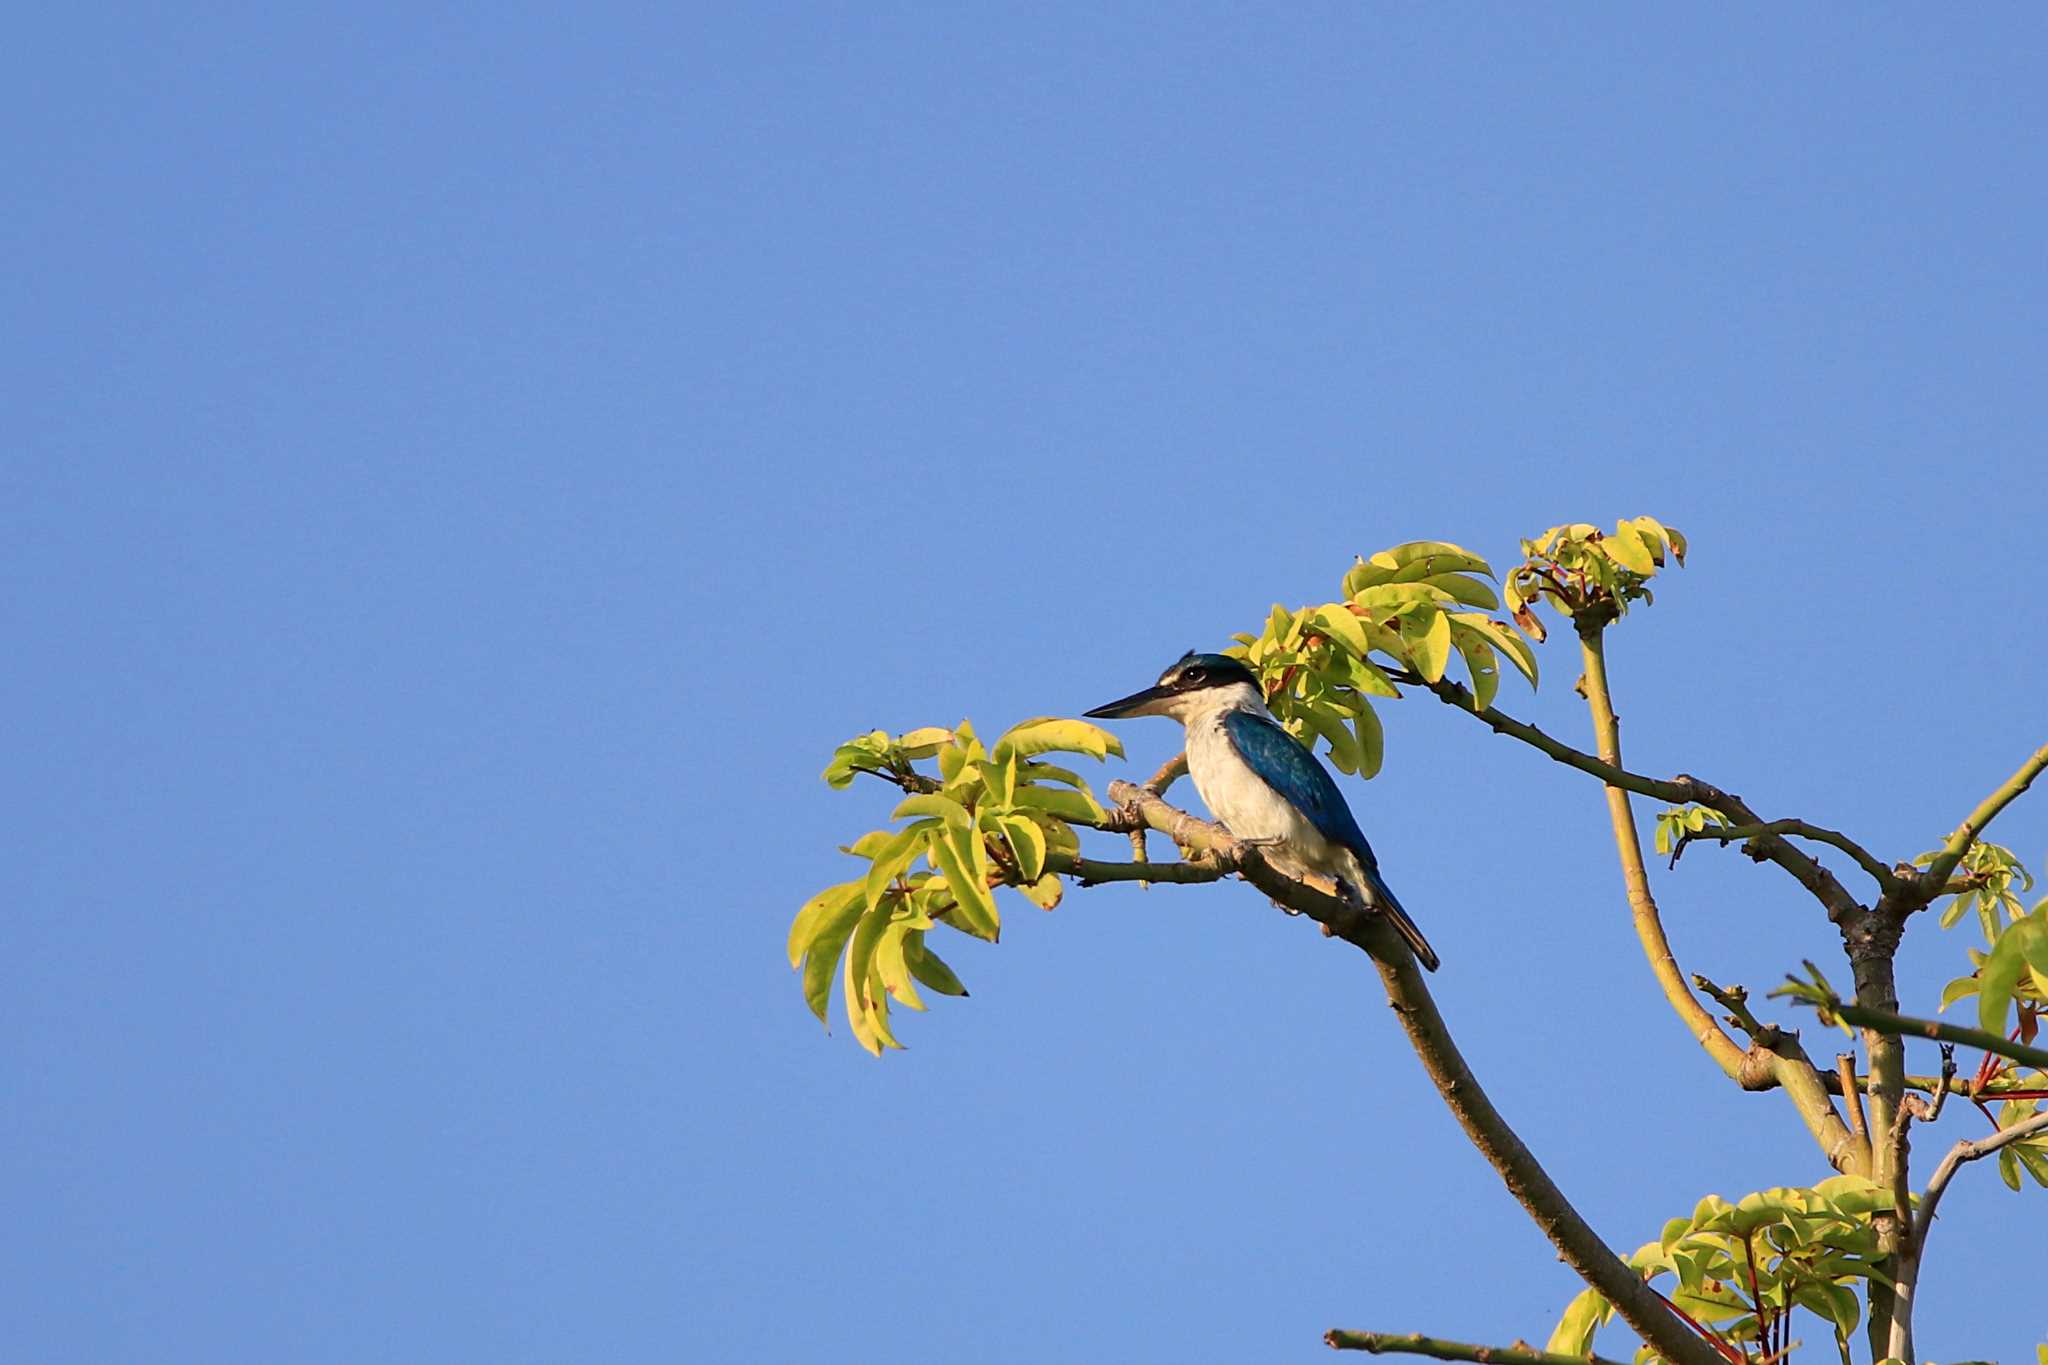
[1221,709,1382,876]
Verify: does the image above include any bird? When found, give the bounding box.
[1084,650,1439,971]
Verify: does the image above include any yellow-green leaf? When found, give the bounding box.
[897,726,954,758]
[892,793,972,830]
[1011,785,1107,825]
[863,827,926,912]
[931,829,1001,941]
[1016,873,1063,909]
[1604,523,1657,575]
[905,933,969,996]
[1404,608,1453,683]
[998,814,1047,881]
[994,717,1125,762]
[1353,705,1384,780]
[789,880,863,970]
[1546,1286,1608,1357]
[875,918,925,1011]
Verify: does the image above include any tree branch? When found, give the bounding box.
[1889,1105,2048,1360]
[1793,998,2048,1072]
[1048,853,1229,887]
[1671,819,1894,891]
[1570,632,1750,1083]
[1912,1108,2048,1247]
[1101,781,1725,1365]
[1324,1330,1627,1365]
[1395,669,1880,914]
[1919,741,2048,888]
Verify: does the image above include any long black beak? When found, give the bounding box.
[1084,684,1175,719]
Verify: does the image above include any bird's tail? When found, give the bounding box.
[1355,864,1440,972]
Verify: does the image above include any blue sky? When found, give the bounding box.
[8,6,2048,1362]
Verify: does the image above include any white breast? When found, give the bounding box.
[1183,707,1343,877]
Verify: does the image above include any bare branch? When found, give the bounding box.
[1048,853,1229,887]
[1143,750,1188,794]
[1920,741,2048,889]
[1913,1108,2048,1247]
[1671,818,1895,891]
[1837,1053,1869,1148]
[1101,781,1725,1365]
[1691,974,1767,1037]
[1394,668,1877,916]
[1324,1330,1627,1365]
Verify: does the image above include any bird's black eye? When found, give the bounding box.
[1181,667,1207,686]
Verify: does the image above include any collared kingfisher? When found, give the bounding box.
[1085,651,1439,971]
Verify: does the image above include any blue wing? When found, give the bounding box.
[1221,710,1380,870]
[1221,709,1437,970]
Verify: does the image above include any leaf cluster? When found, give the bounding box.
[1549,1177,1898,1365]
[1505,517,1687,636]
[792,718,1124,1055]
[1229,541,1540,777]
[1930,842,2047,1048]
[1654,805,1733,859]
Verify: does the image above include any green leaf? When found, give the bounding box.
[874,918,926,1011]
[1352,581,1460,610]
[2010,1141,2048,1188]
[1016,873,1063,909]
[1545,1286,1608,1357]
[1302,704,1363,774]
[995,717,1125,762]
[905,933,969,996]
[1978,919,2041,1035]
[843,908,899,1055]
[1311,603,1372,657]
[1422,572,1500,610]
[892,792,972,829]
[795,889,869,1022]
[1448,618,1500,712]
[998,814,1047,881]
[1812,1174,1894,1216]
[1403,608,1453,683]
[1353,705,1384,781]
[1467,614,1538,687]
[863,827,927,912]
[930,827,1001,941]
[897,726,954,758]
[1019,760,1088,789]
[1939,974,1981,1011]
[821,730,893,788]
[1344,541,1495,596]
[788,880,864,970]
[1998,1146,2023,1191]
[1604,523,1657,575]
[1011,784,1108,825]
[840,830,900,860]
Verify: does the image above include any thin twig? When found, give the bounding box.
[1794,997,2048,1072]
[1390,667,1880,915]
[1323,1330,1627,1365]
[1837,1054,1868,1147]
[1919,741,2048,888]
[1143,750,1188,794]
[1671,818,1896,889]
[1923,1045,1957,1125]
[1913,1109,2048,1247]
